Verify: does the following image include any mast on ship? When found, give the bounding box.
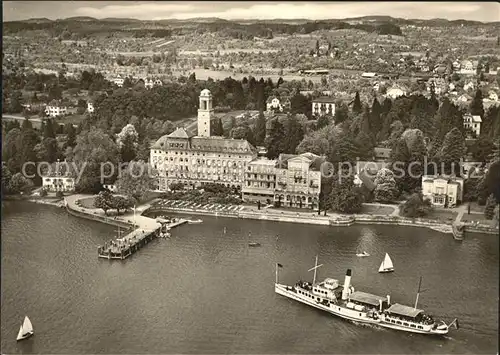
[414,276,426,309]
[308,255,323,285]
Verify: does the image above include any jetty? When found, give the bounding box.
[97,218,188,260]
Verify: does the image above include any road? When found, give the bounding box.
[2,114,78,128]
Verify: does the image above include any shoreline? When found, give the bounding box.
[22,197,498,236]
[145,205,499,236]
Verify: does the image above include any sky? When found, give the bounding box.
[3,1,500,22]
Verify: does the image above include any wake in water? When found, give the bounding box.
[350,320,387,332]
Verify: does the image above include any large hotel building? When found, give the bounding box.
[150,89,323,209]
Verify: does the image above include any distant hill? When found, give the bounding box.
[21,17,53,23]
[63,16,98,21]
[3,15,498,39]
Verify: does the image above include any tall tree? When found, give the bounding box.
[265,119,286,159]
[352,91,362,114]
[409,95,434,138]
[373,168,398,203]
[211,117,224,136]
[69,127,120,193]
[64,123,77,148]
[470,89,484,118]
[116,124,139,163]
[438,127,466,175]
[328,175,364,213]
[253,111,267,146]
[43,118,56,139]
[371,97,382,135]
[283,115,304,154]
[115,162,158,202]
[333,102,349,124]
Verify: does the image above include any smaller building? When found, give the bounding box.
[45,100,67,118]
[113,76,124,87]
[373,147,392,161]
[266,97,290,113]
[463,81,475,92]
[103,184,117,192]
[312,97,336,117]
[144,78,163,90]
[41,162,75,192]
[463,114,482,137]
[421,175,464,207]
[385,84,407,99]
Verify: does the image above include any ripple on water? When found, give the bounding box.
[1,203,498,354]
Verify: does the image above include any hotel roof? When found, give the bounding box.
[151,132,257,155]
[277,153,326,171]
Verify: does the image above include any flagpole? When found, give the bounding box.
[275,263,278,284]
[313,255,318,285]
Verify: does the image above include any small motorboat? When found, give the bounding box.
[248,242,261,247]
[188,219,203,224]
[356,251,370,257]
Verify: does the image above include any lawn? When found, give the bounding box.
[461,213,488,223]
[55,114,87,125]
[466,202,485,214]
[77,196,97,209]
[360,204,395,215]
[425,209,458,223]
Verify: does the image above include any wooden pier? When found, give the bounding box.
[97,218,189,260]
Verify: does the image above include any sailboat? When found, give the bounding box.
[378,253,394,273]
[16,316,34,341]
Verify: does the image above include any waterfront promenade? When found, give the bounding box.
[28,193,498,238]
[147,198,499,236]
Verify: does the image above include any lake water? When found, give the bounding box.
[1,202,498,354]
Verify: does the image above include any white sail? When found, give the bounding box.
[16,325,24,340]
[22,316,33,334]
[384,253,394,269]
[379,253,394,272]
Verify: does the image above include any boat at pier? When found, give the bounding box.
[16,316,34,341]
[274,256,458,335]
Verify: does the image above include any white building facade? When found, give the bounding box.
[241,153,324,209]
[150,89,258,191]
[45,101,67,117]
[312,97,336,117]
[463,114,482,137]
[421,175,464,207]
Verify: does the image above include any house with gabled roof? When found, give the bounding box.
[266,96,291,113]
[463,114,482,137]
[385,84,407,99]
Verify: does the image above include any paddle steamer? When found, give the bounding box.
[274,256,458,335]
